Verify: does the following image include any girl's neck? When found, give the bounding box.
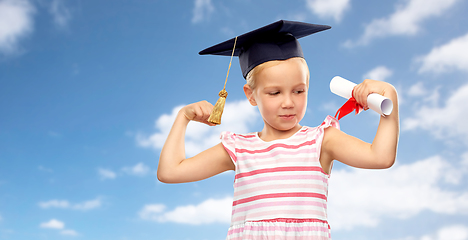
[258,124,303,142]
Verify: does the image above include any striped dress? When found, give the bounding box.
[220,116,339,240]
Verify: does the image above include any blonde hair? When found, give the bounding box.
[245,57,310,90]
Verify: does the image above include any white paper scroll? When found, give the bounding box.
[330,76,393,116]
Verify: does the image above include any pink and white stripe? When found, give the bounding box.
[220,115,340,239]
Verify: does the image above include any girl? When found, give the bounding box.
[158,20,399,240]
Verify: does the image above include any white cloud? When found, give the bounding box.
[49,0,71,28]
[403,83,468,145]
[191,0,214,24]
[136,105,183,150]
[405,82,440,107]
[39,219,78,236]
[38,198,101,211]
[434,225,468,240]
[395,225,468,240]
[139,204,165,217]
[344,0,461,47]
[98,168,117,180]
[411,225,468,240]
[328,155,468,230]
[72,198,101,211]
[139,196,232,225]
[416,32,468,74]
[40,219,64,229]
[122,162,150,176]
[462,152,468,171]
[38,200,70,209]
[60,229,78,236]
[137,99,259,157]
[100,164,152,178]
[407,82,428,97]
[437,225,468,240]
[0,0,35,55]
[305,0,350,22]
[363,66,393,82]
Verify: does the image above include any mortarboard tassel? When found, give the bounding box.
[207,36,237,125]
[207,89,228,125]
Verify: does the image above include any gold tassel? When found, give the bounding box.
[207,89,228,125]
[207,36,237,125]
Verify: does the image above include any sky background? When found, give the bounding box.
[1,0,468,239]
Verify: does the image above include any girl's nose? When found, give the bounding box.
[281,95,294,108]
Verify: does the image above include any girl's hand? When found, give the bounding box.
[352,79,396,111]
[158,100,234,183]
[181,100,216,126]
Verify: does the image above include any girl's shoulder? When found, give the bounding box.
[220,131,259,151]
[220,131,256,140]
[319,115,340,130]
[302,115,340,133]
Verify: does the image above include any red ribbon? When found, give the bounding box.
[334,90,363,120]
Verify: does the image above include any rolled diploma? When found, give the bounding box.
[330,76,393,116]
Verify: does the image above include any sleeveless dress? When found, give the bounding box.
[220,116,339,240]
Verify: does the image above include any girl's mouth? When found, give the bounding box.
[279,114,296,120]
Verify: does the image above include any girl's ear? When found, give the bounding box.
[243,84,257,106]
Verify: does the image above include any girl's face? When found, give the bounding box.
[246,58,309,138]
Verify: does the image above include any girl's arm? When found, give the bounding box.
[320,80,399,172]
[157,101,235,183]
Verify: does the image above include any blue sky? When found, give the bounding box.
[1,0,468,239]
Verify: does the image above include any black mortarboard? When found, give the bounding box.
[199,20,331,79]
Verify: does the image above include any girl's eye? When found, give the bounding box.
[294,90,304,94]
[269,91,280,95]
